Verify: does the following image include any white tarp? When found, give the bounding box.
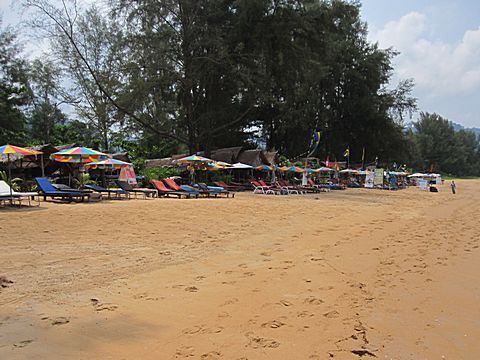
[365,172,374,188]
[418,179,429,190]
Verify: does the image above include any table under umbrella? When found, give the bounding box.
[51,147,109,187]
[177,155,213,184]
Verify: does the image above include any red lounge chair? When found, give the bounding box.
[213,181,245,191]
[251,180,281,195]
[163,178,183,191]
[151,180,194,198]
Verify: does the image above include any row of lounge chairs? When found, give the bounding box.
[250,179,342,195]
[1,177,236,207]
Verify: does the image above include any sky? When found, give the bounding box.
[1,0,479,128]
[360,0,480,128]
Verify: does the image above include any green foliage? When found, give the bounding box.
[140,167,181,183]
[0,170,23,191]
[410,113,480,176]
[72,173,97,188]
[0,23,29,145]
[9,1,477,178]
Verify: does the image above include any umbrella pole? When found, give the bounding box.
[41,154,45,177]
[8,153,13,203]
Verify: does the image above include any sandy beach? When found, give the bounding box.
[1,180,479,359]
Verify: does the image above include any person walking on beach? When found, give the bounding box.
[451,180,456,194]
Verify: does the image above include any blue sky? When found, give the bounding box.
[361,0,480,128]
[1,0,480,128]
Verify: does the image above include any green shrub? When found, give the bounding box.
[0,170,23,191]
[141,167,181,183]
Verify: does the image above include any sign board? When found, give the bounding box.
[365,172,374,188]
[119,166,137,185]
[373,168,384,186]
[418,179,428,191]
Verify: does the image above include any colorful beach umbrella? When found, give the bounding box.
[255,165,274,171]
[177,155,212,163]
[0,144,43,199]
[316,167,335,172]
[51,147,109,163]
[0,144,42,156]
[285,166,305,173]
[85,158,132,169]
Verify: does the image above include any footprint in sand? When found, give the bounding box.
[175,345,195,358]
[91,299,118,311]
[51,317,70,325]
[221,298,239,306]
[303,296,324,305]
[13,340,34,348]
[278,300,293,307]
[245,332,280,349]
[200,351,222,360]
[297,310,314,318]
[185,286,199,292]
[261,320,285,329]
[323,310,340,318]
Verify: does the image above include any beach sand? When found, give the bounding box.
[1,180,479,359]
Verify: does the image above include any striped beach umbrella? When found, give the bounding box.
[85,158,132,169]
[177,155,212,163]
[317,167,335,172]
[0,144,43,198]
[255,165,274,171]
[0,144,42,156]
[51,147,109,163]
[285,166,305,173]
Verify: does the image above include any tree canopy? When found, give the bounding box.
[0,0,477,176]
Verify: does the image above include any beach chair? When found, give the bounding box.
[179,185,207,197]
[213,181,245,191]
[308,179,331,192]
[35,177,89,202]
[116,180,158,199]
[0,180,40,206]
[150,180,194,198]
[258,179,293,195]
[197,183,235,198]
[0,194,21,207]
[162,178,200,195]
[251,180,278,195]
[85,184,130,199]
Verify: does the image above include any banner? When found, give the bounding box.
[119,165,137,185]
[418,179,428,191]
[365,172,374,188]
[373,168,384,186]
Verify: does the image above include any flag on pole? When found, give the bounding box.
[343,147,350,157]
[308,130,324,157]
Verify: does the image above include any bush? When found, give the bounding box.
[141,167,181,183]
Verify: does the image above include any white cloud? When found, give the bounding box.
[370,12,480,97]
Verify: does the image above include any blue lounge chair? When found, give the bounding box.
[35,178,89,202]
[85,184,130,199]
[179,185,204,197]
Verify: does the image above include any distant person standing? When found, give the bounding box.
[451,180,456,194]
